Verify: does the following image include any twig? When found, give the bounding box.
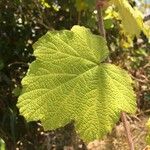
[77,11,81,25]
[8,62,28,67]
[121,112,134,150]
[96,0,106,38]
[96,1,134,150]
[33,0,52,30]
[144,14,150,22]
[136,109,150,116]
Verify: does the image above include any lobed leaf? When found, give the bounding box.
[17,25,136,142]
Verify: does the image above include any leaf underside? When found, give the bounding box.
[111,0,150,38]
[17,25,136,142]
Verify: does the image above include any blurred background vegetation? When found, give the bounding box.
[0,0,150,149]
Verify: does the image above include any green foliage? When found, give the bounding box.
[39,0,50,8]
[17,26,136,142]
[0,138,5,150]
[75,0,96,11]
[111,0,150,38]
[1,0,149,148]
[0,0,79,149]
[12,86,22,97]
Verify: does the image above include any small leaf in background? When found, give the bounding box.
[12,86,22,97]
[17,26,136,142]
[104,19,114,29]
[75,0,87,11]
[104,6,134,48]
[75,0,96,11]
[111,0,150,38]
[0,138,5,150]
[136,49,148,57]
[39,0,50,8]
[144,93,150,102]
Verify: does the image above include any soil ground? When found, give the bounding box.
[87,114,149,150]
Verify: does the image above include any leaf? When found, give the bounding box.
[104,19,114,29]
[17,25,136,142]
[0,138,5,150]
[75,0,96,11]
[39,0,50,8]
[12,86,22,97]
[111,0,150,38]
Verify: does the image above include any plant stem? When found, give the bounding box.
[96,1,106,38]
[144,14,150,22]
[96,1,134,150]
[121,112,134,150]
[77,11,81,25]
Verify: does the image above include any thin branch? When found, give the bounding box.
[8,62,28,67]
[96,0,106,38]
[33,0,52,30]
[144,14,150,22]
[77,11,81,25]
[37,19,52,30]
[121,112,134,150]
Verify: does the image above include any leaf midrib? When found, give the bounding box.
[22,65,98,95]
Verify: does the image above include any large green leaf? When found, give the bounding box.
[17,26,136,141]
